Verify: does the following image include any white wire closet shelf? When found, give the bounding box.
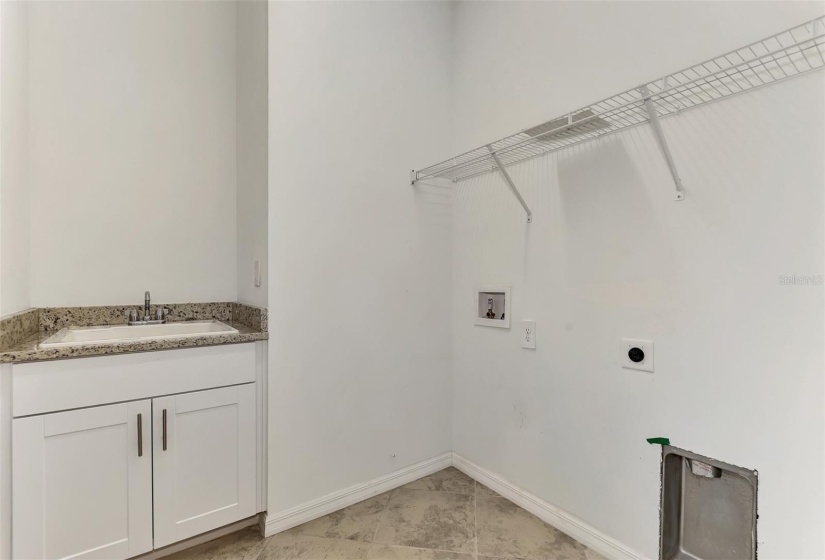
[411,17,825,219]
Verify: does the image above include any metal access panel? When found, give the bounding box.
[660,446,758,560]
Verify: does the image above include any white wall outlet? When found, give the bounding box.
[621,338,653,372]
[253,260,261,287]
[521,320,536,349]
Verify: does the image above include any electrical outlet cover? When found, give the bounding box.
[521,320,536,349]
[621,338,653,372]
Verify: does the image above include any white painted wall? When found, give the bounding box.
[237,1,268,308]
[28,1,238,307]
[450,2,825,558]
[0,0,31,316]
[267,1,454,513]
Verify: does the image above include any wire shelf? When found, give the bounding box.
[413,17,825,185]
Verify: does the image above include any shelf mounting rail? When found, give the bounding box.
[410,16,825,215]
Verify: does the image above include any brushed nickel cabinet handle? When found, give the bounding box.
[162,409,167,451]
[137,413,143,457]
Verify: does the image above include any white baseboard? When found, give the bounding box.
[451,452,649,560]
[263,452,452,537]
[262,450,647,560]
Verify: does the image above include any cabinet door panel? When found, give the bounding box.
[153,384,256,548]
[13,401,152,560]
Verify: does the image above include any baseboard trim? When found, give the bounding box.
[262,450,647,559]
[451,452,649,560]
[263,452,452,537]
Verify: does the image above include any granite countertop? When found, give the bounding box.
[0,303,268,364]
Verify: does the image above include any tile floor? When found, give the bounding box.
[165,467,605,560]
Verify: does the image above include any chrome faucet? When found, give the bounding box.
[128,291,168,325]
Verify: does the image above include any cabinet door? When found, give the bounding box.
[152,384,256,548]
[13,401,153,560]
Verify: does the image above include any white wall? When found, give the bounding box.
[0,0,31,316]
[267,1,454,513]
[28,1,238,307]
[237,0,268,308]
[450,2,825,559]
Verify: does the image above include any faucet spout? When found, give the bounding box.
[128,291,165,325]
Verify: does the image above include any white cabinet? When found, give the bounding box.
[12,383,258,559]
[13,401,153,560]
[153,384,257,548]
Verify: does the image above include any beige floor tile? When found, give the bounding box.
[366,544,475,559]
[477,497,589,560]
[260,533,372,559]
[163,527,268,560]
[584,549,608,560]
[400,467,475,494]
[374,488,475,554]
[476,483,501,499]
[286,491,392,541]
[162,477,603,560]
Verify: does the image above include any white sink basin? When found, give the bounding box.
[39,320,239,348]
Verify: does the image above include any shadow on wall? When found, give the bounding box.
[556,136,674,308]
[413,180,453,232]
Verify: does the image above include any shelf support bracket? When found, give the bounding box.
[639,86,685,201]
[487,145,533,223]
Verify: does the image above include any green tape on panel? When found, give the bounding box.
[646,437,670,445]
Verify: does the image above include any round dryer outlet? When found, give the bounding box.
[621,338,653,373]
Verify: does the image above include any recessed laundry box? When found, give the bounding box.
[475,284,511,328]
[660,446,757,560]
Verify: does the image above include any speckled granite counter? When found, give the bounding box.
[0,303,267,364]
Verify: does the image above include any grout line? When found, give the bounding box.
[394,486,475,496]
[370,488,395,543]
[254,535,272,560]
[292,532,470,557]
[474,480,479,560]
[368,542,476,556]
